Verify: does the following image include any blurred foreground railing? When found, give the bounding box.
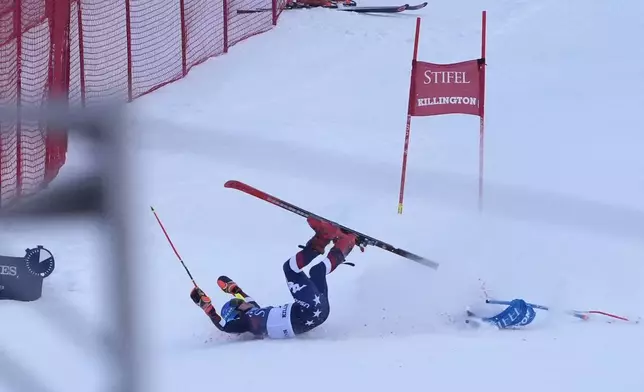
[0,102,140,392]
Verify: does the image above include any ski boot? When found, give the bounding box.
[321,0,339,8]
[340,0,357,6]
[333,231,357,258]
[306,217,359,268]
[303,0,338,8]
[305,216,342,254]
[323,230,358,271]
[286,0,312,9]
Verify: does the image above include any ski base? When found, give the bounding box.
[224,180,439,270]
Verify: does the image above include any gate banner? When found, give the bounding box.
[398,12,487,214]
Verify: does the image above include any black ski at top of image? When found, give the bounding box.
[338,2,427,13]
[405,2,427,10]
[336,4,408,13]
[237,2,424,14]
[237,8,272,13]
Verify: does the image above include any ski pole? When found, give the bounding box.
[150,206,198,287]
[576,310,637,323]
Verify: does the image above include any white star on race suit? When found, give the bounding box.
[313,309,322,318]
[305,320,314,326]
[313,295,321,306]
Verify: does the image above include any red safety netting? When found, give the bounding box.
[15,0,50,196]
[70,0,130,106]
[70,0,288,105]
[1,0,287,207]
[183,0,225,71]
[0,0,66,208]
[129,0,184,98]
[0,1,19,205]
[227,0,273,47]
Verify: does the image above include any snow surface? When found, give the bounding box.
[2,0,644,391]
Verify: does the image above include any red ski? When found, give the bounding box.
[224,180,439,269]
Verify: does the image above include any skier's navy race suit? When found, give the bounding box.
[194,219,356,339]
[220,246,339,338]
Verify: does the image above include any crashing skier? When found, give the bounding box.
[190,216,357,339]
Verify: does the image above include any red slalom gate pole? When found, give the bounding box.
[398,17,421,215]
[478,10,487,212]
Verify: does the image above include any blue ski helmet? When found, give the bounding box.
[221,298,245,322]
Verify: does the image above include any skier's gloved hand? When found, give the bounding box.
[189,287,203,304]
[217,276,240,295]
[190,287,223,327]
[190,287,212,310]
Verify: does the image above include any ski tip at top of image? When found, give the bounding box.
[224,180,257,191]
[406,2,427,10]
[224,180,258,195]
[224,180,240,188]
